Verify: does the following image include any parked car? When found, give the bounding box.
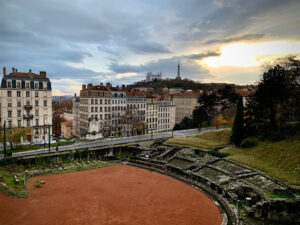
[34,140,45,146]
[21,141,31,146]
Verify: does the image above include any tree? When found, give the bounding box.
[231,97,244,146]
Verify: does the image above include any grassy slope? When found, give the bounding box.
[165,129,300,185]
[165,129,231,150]
[221,135,300,186]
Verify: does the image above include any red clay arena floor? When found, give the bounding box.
[0,164,222,225]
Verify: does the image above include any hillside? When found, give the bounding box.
[165,129,231,150]
[129,78,249,94]
[166,129,300,185]
[221,135,300,186]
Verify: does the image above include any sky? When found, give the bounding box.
[1,0,300,96]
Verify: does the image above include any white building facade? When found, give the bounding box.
[0,67,52,143]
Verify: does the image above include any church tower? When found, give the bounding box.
[176,62,181,80]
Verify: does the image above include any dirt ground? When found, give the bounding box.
[0,164,222,225]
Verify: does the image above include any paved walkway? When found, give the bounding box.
[0,126,229,159]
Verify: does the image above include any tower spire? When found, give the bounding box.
[177,61,181,80]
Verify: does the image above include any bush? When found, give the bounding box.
[241,138,257,148]
[208,150,229,158]
[34,181,42,188]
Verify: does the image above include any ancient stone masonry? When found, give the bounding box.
[129,144,299,224]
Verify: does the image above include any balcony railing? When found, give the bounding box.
[24,105,33,111]
[23,114,33,119]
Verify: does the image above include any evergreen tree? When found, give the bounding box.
[231,97,244,146]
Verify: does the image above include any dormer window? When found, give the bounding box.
[17,82,21,88]
[26,82,29,88]
[7,81,11,88]
[34,83,38,89]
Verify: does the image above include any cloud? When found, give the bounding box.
[1,0,300,93]
[109,52,215,81]
[204,34,264,45]
[128,42,172,54]
[186,51,221,59]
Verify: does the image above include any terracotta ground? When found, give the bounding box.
[0,164,222,225]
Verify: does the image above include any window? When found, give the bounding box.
[35,128,39,134]
[26,82,29,88]
[35,91,38,97]
[44,100,47,106]
[35,119,39,126]
[7,81,11,88]
[91,99,94,104]
[17,91,21,97]
[8,101,12,107]
[18,120,21,127]
[35,110,39,116]
[100,99,103,104]
[26,100,30,106]
[26,91,30,97]
[17,82,20,88]
[8,111,12,117]
[17,110,21,117]
[8,121,12,128]
[35,100,39,106]
[17,100,21,107]
[34,83,38,89]
[27,120,30,126]
[7,91,11,97]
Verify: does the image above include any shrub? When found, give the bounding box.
[34,181,42,188]
[240,138,257,148]
[208,150,229,158]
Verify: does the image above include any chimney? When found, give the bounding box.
[3,67,6,76]
[122,84,125,90]
[106,82,111,87]
[74,93,77,98]
[40,71,46,78]
[12,67,15,73]
[82,84,86,90]
[87,83,92,88]
[15,68,18,73]
[100,82,103,86]
[29,69,32,73]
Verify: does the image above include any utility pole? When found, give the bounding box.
[43,118,46,149]
[48,124,50,153]
[4,121,6,158]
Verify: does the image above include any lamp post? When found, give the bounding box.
[4,121,6,158]
[43,118,46,149]
[48,124,50,153]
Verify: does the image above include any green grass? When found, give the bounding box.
[221,135,300,185]
[165,129,231,150]
[267,193,295,199]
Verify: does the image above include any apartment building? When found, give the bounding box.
[79,83,111,138]
[125,91,146,136]
[167,92,200,124]
[146,96,158,133]
[157,100,175,132]
[108,85,126,136]
[0,67,52,143]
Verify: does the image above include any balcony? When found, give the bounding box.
[24,105,33,111]
[23,114,34,120]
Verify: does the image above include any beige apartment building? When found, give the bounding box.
[79,83,111,138]
[0,67,52,143]
[157,100,175,132]
[146,96,158,133]
[167,92,200,124]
